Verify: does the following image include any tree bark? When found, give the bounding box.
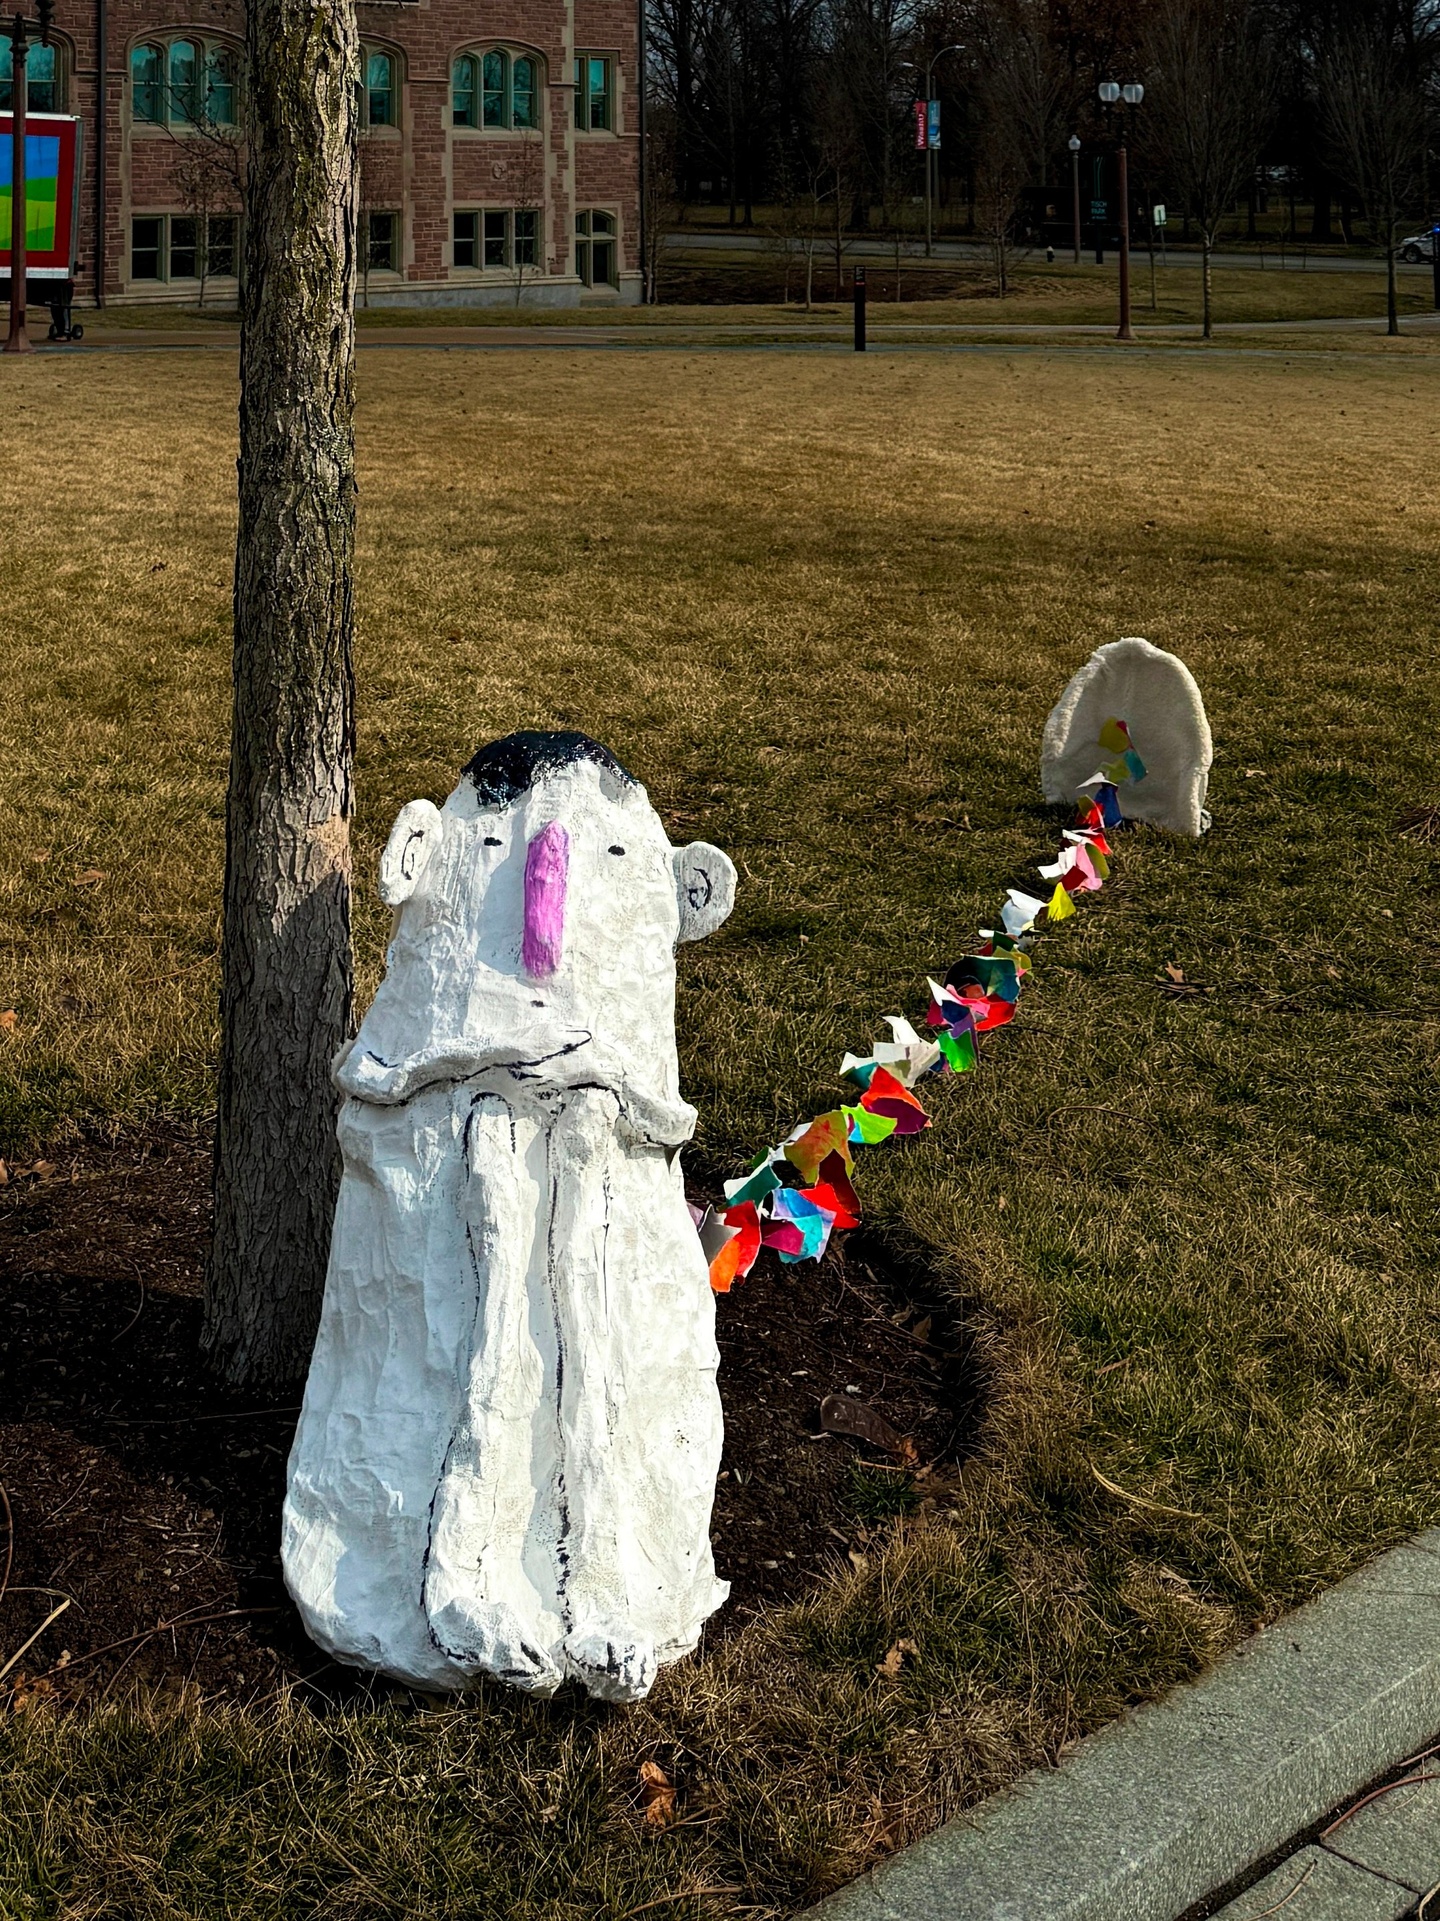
[1202,237,1213,338]
[1386,243,1398,335]
[205,0,359,1388]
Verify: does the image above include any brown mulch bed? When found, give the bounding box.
[0,1125,985,1708]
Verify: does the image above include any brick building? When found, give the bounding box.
[2,0,642,306]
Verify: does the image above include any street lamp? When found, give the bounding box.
[909,44,962,258]
[1098,80,1143,342]
[1068,135,1081,264]
[3,0,54,355]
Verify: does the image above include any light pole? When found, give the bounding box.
[909,44,962,259]
[1099,80,1143,342]
[1068,134,1081,263]
[3,0,54,354]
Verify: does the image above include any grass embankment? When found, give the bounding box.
[75,259,1440,335]
[2,350,1439,1918]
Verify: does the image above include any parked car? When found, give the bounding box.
[1400,232,1437,264]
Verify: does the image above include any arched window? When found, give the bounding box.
[1,36,60,112]
[452,53,477,127]
[455,48,542,130]
[511,55,536,128]
[130,43,163,122]
[481,49,506,126]
[204,44,235,126]
[168,40,198,123]
[366,49,395,127]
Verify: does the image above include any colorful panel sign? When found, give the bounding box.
[926,99,940,150]
[913,99,927,150]
[0,113,80,277]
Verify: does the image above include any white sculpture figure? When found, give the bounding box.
[1041,637,1213,835]
[282,732,737,1703]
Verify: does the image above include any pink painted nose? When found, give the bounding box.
[522,821,569,978]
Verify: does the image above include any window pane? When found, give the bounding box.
[131,45,162,123]
[575,239,591,285]
[514,208,537,265]
[482,49,505,126]
[367,211,395,271]
[366,51,394,127]
[573,56,584,128]
[170,215,197,277]
[207,214,237,276]
[452,55,476,126]
[131,215,164,278]
[574,210,590,236]
[512,56,536,128]
[10,42,56,112]
[169,41,197,123]
[592,211,616,235]
[204,45,235,125]
[588,57,609,130]
[483,210,508,267]
[453,210,477,267]
[592,237,615,284]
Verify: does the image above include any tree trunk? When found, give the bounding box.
[1310,182,1331,241]
[206,0,359,1388]
[1202,236,1213,338]
[1386,244,1398,336]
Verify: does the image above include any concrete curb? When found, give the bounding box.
[801,1530,1440,1921]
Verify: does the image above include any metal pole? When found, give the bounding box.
[95,0,106,305]
[1116,138,1132,341]
[923,53,934,258]
[637,0,648,303]
[1432,223,1439,311]
[853,264,866,350]
[1071,144,1081,263]
[5,15,31,354]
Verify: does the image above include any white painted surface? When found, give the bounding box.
[283,751,736,1700]
[1041,638,1213,836]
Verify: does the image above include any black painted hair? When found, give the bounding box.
[461,731,636,807]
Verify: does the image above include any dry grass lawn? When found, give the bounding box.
[1,346,1439,1918]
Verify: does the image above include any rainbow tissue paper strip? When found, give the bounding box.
[694,719,1145,1293]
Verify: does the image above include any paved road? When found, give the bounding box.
[665,229,1436,276]
[32,311,1440,357]
[1207,1759,1439,1919]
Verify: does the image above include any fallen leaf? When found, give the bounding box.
[72,871,107,888]
[996,1195,1007,1212]
[910,1315,932,1345]
[30,849,50,863]
[875,1637,919,1681]
[1164,963,1186,984]
[32,1162,56,1180]
[819,1393,909,1457]
[1325,966,1341,981]
[848,1549,869,1573]
[639,1760,677,1829]
[1243,768,1268,778]
[0,1161,8,1185]
[0,1010,16,1035]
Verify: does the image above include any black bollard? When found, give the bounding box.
[853,266,867,351]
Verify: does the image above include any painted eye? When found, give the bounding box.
[608,844,625,856]
[484,836,502,847]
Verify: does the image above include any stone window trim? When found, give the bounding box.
[127,209,240,282]
[127,32,241,131]
[572,51,618,135]
[359,42,404,132]
[450,44,545,132]
[0,29,71,113]
[451,206,540,273]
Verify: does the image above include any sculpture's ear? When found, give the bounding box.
[379,799,444,905]
[673,842,737,943]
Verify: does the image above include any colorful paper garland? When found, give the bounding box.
[691,722,1146,1292]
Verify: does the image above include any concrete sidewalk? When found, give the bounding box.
[802,1532,1440,1921]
